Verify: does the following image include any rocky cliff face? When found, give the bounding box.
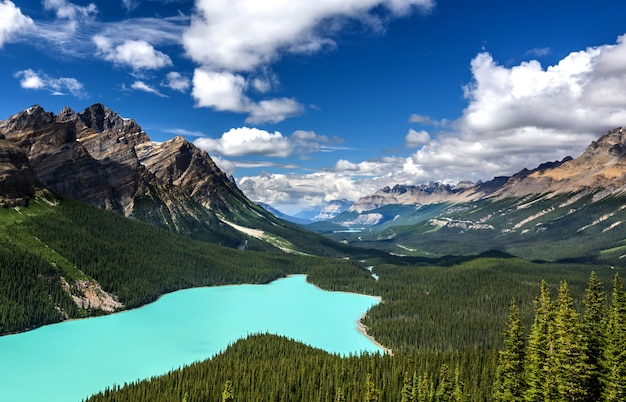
[0,134,40,207]
[0,103,261,232]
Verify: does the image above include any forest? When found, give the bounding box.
[1,197,624,400]
[86,272,626,401]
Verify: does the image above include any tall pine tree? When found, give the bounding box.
[525,280,556,402]
[602,273,626,401]
[401,372,415,402]
[581,271,607,402]
[494,302,526,402]
[553,281,589,401]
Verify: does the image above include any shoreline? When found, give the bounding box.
[357,315,393,355]
[6,274,393,356]
[290,274,392,355]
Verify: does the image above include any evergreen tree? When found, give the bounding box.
[525,280,556,402]
[581,271,607,402]
[553,281,588,401]
[602,273,626,401]
[416,372,433,402]
[494,302,525,402]
[221,380,235,402]
[435,365,454,402]
[401,372,415,402]
[363,373,380,402]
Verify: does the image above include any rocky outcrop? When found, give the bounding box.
[0,135,40,207]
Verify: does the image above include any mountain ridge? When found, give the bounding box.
[0,103,345,255]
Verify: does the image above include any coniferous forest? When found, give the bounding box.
[1,198,625,401]
[86,272,626,401]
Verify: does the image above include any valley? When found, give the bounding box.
[1,104,625,401]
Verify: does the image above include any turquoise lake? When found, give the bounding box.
[0,275,382,402]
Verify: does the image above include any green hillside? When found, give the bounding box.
[0,195,365,335]
[318,193,626,265]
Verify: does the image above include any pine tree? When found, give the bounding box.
[553,281,588,401]
[525,280,556,402]
[435,365,454,402]
[602,273,626,401]
[581,271,607,402]
[222,380,235,402]
[494,302,525,402]
[363,373,380,402]
[401,372,415,402]
[416,372,433,402]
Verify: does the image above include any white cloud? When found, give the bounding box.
[184,0,432,123]
[165,72,190,92]
[194,127,345,158]
[192,69,249,112]
[191,68,304,124]
[14,69,86,97]
[405,128,430,147]
[43,0,97,21]
[183,0,433,72]
[94,36,172,70]
[0,0,34,47]
[246,98,303,124]
[130,80,167,97]
[236,160,429,215]
[410,33,626,183]
[194,127,294,157]
[526,47,551,57]
[408,113,447,126]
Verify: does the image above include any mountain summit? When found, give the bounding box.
[0,103,307,250]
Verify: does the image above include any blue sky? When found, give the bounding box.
[2,0,626,214]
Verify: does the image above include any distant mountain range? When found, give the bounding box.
[259,199,353,224]
[308,127,626,264]
[3,103,626,264]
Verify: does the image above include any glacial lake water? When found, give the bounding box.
[0,275,382,402]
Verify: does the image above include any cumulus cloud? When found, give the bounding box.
[0,0,34,47]
[410,33,626,183]
[184,0,433,123]
[15,69,86,97]
[246,98,303,124]
[183,0,433,72]
[236,159,430,215]
[192,69,248,112]
[404,128,430,147]
[194,127,294,158]
[191,68,303,124]
[194,127,345,158]
[165,72,190,92]
[94,36,172,70]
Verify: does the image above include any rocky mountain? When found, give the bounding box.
[314,127,626,263]
[0,104,326,253]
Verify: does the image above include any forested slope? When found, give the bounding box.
[0,196,366,334]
